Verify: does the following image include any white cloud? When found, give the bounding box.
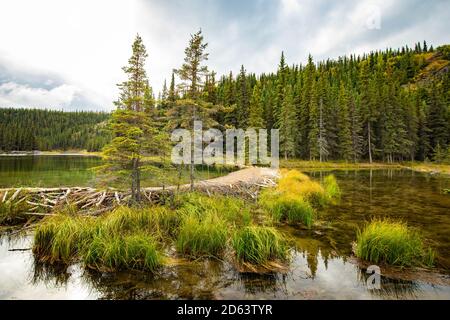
[0,0,449,111]
[0,82,78,109]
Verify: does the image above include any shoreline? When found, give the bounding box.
[0,150,101,157]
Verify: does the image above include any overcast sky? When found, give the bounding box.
[0,0,449,111]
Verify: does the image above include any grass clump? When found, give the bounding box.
[260,191,314,227]
[260,169,329,227]
[33,215,93,262]
[83,232,162,272]
[232,226,288,265]
[176,212,228,257]
[0,200,30,225]
[323,175,341,200]
[356,219,435,267]
[100,206,180,240]
[176,193,251,226]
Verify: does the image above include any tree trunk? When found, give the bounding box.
[132,157,141,203]
[368,121,373,164]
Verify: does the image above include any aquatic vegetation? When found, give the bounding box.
[176,212,228,257]
[83,232,162,272]
[176,193,251,226]
[33,215,93,262]
[100,206,180,240]
[356,219,435,267]
[260,169,333,227]
[232,226,288,265]
[0,198,30,225]
[260,191,314,227]
[323,175,341,200]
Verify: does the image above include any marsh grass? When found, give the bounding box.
[323,175,341,201]
[0,200,31,225]
[356,219,435,267]
[176,193,251,226]
[260,191,314,227]
[33,215,93,262]
[232,226,288,265]
[83,232,162,271]
[259,169,333,227]
[176,212,228,257]
[32,193,292,272]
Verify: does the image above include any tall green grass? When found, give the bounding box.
[33,215,94,262]
[260,191,314,227]
[356,219,435,267]
[232,226,288,265]
[0,200,30,225]
[83,232,162,271]
[32,193,292,271]
[176,193,251,226]
[323,175,341,200]
[176,212,228,257]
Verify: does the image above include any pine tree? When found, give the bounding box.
[168,72,177,103]
[236,65,250,128]
[349,92,363,162]
[172,29,213,190]
[249,81,264,128]
[307,79,320,160]
[277,85,297,159]
[337,84,353,161]
[102,34,165,203]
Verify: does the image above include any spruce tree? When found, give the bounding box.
[102,34,165,203]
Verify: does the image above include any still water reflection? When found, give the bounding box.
[0,169,449,299]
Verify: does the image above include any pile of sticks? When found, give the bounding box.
[0,169,278,218]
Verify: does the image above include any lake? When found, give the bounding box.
[1,164,449,299]
[0,155,229,188]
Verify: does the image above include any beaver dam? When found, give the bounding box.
[0,156,449,299]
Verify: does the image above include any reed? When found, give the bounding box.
[356,219,435,267]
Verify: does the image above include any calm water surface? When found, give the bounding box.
[0,167,449,299]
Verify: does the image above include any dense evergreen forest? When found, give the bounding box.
[0,108,111,152]
[1,41,449,162]
[158,41,450,163]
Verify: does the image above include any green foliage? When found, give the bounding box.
[356,219,435,267]
[259,169,336,227]
[33,215,93,263]
[176,192,251,226]
[83,232,162,272]
[176,212,228,257]
[260,191,315,227]
[232,226,288,265]
[323,175,341,200]
[0,198,30,225]
[0,108,110,152]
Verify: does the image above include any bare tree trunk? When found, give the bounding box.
[132,157,140,203]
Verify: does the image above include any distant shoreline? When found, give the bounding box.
[0,150,101,157]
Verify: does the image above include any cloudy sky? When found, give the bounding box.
[0,0,449,111]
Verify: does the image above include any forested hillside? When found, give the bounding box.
[0,108,111,152]
[159,41,447,163]
[1,41,449,162]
